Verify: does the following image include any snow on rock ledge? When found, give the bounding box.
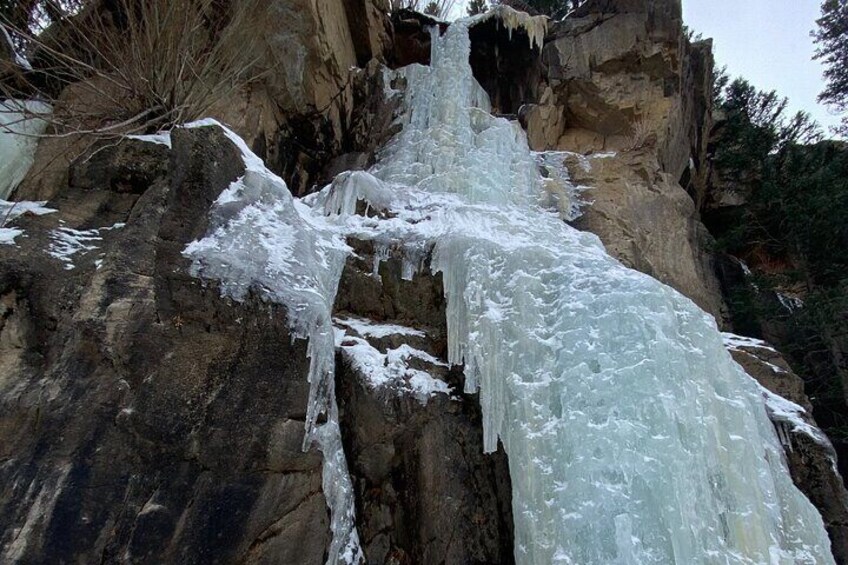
[0,199,55,245]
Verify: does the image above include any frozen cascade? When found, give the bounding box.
[181,121,362,565]
[313,17,836,565]
[183,12,835,565]
[0,100,51,199]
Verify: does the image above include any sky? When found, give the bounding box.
[682,0,840,133]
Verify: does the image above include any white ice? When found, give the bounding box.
[0,100,51,199]
[183,13,836,565]
[310,18,836,565]
[335,332,451,403]
[47,227,102,270]
[334,316,426,339]
[181,121,361,565]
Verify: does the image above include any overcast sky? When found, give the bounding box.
[683,0,840,134]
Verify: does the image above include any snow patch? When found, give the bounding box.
[0,199,56,245]
[755,381,833,450]
[48,228,102,269]
[334,316,426,339]
[47,223,123,270]
[0,227,23,245]
[337,333,451,403]
[722,332,777,353]
[777,292,804,312]
[127,133,172,148]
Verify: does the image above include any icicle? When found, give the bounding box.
[467,5,549,51]
[182,121,363,565]
[307,19,836,565]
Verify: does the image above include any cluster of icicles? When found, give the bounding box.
[183,12,835,565]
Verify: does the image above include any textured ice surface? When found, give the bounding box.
[311,18,835,565]
[182,121,361,565]
[184,14,834,565]
[0,101,51,199]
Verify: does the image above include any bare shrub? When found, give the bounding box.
[625,117,657,151]
[1,0,273,138]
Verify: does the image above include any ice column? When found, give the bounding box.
[182,122,362,565]
[323,17,837,565]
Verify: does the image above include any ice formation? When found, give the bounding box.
[184,14,835,565]
[334,318,451,403]
[468,5,549,50]
[316,18,834,565]
[181,121,362,565]
[0,101,51,199]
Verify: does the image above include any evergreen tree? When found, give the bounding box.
[511,0,581,17]
[467,0,488,16]
[814,0,848,135]
[424,1,441,16]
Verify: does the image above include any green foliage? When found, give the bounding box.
[424,1,441,15]
[713,74,848,444]
[814,0,848,135]
[467,0,488,16]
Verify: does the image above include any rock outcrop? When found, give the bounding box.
[2,0,847,563]
[0,129,335,563]
[563,149,727,322]
[503,0,727,323]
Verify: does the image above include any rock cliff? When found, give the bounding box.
[1,0,846,563]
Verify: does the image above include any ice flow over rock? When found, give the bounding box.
[185,14,835,565]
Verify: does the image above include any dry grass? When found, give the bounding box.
[0,0,273,138]
[624,117,657,151]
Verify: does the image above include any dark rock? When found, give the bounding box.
[69,138,170,195]
[334,244,515,564]
[0,127,331,564]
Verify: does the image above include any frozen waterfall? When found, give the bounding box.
[184,13,835,565]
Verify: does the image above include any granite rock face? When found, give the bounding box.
[0,129,333,564]
[507,0,727,323]
[564,149,727,322]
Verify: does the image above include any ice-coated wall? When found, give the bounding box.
[184,12,836,565]
[0,100,50,200]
